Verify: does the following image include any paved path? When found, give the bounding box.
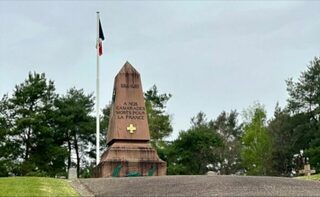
[73,175,320,196]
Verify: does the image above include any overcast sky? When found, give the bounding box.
[1,1,320,140]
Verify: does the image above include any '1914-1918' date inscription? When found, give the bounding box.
[121,84,139,88]
[115,101,145,120]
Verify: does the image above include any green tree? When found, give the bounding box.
[210,110,242,175]
[286,57,320,115]
[145,85,173,145]
[0,95,18,176]
[241,104,272,175]
[268,104,294,176]
[54,88,95,178]
[168,112,223,175]
[7,72,66,176]
[99,103,111,151]
[285,56,320,172]
[190,111,208,129]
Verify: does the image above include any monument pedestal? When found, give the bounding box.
[94,142,166,177]
[93,62,166,177]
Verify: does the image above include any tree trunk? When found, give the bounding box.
[67,132,72,170]
[73,133,80,178]
[25,127,31,160]
[25,104,35,160]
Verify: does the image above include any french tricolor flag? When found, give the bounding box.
[98,19,105,56]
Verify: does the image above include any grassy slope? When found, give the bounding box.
[0,177,79,197]
[296,174,320,181]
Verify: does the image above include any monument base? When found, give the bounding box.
[93,141,166,177]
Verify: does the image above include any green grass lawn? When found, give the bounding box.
[0,177,79,197]
[296,173,320,181]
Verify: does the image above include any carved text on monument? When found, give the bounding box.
[115,101,145,120]
[121,84,139,88]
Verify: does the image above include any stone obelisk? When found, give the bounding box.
[94,61,166,177]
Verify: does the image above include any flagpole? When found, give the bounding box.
[96,11,100,165]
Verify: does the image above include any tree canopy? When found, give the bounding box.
[167,112,223,175]
[1,56,320,177]
[241,104,272,175]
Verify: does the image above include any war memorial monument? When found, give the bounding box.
[93,61,166,177]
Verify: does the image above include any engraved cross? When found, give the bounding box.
[127,124,136,134]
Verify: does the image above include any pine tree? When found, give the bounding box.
[210,110,242,175]
[285,56,320,172]
[145,85,173,145]
[7,72,66,176]
[54,88,94,178]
